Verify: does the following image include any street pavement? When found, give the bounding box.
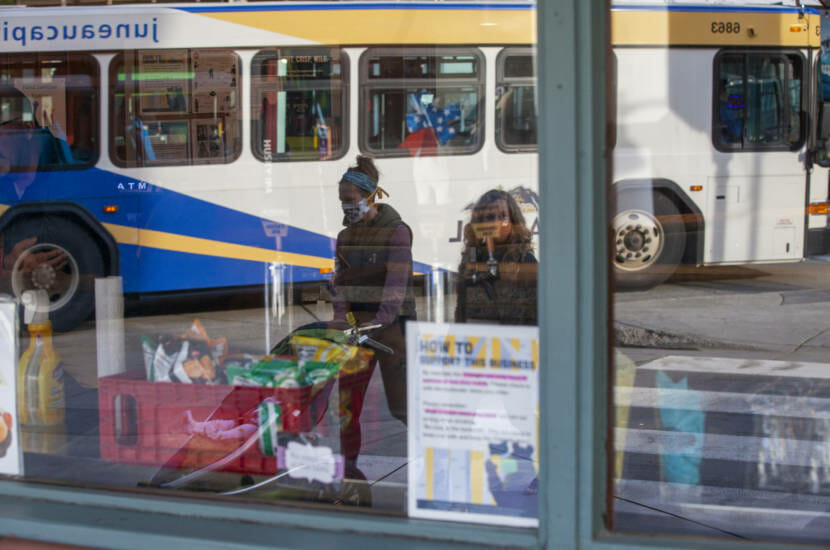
[615,259,830,359]
[613,259,830,543]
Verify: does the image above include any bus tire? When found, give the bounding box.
[4,217,107,332]
[613,190,686,289]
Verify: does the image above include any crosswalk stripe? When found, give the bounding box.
[617,426,824,469]
[615,387,830,420]
[637,355,830,380]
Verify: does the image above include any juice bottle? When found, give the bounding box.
[17,290,65,453]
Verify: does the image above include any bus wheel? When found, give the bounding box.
[613,191,685,289]
[6,218,107,332]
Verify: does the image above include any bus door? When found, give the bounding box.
[709,52,806,264]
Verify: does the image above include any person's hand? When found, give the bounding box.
[4,237,36,271]
[4,238,68,273]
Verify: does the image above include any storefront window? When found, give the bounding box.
[0,5,542,532]
[611,3,830,546]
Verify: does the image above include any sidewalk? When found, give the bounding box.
[615,275,830,355]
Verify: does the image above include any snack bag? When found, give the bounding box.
[290,335,357,365]
[143,319,228,384]
[271,367,306,388]
[183,319,228,367]
[144,336,188,382]
[224,363,262,387]
[178,339,218,382]
[340,347,374,374]
[251,359,306,388]
[302,361,339,388]
[220,354,257,385]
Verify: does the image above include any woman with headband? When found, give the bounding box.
[332,155,415,464]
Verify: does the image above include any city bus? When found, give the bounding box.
[0,1,827,330]
[612,0,830,288]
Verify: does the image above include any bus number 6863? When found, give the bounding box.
[711,21,740,34]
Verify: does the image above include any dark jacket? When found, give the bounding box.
[333,203,416,324]
[455,243,537,326]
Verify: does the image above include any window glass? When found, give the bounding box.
[613,10,830,546]
[0,11,539,533]
[361,49,483,156]
[110,49,241,167]
[714,53,803,150]
[496,50,537,151]
[251,48,348,162]
[0,53,98,172]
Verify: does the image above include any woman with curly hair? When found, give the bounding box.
[455,189,537,326]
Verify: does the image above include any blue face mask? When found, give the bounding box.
[342,199,370,226]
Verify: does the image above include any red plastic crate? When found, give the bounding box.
[98,370,336,475]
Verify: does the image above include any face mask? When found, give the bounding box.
[342,199,370,226]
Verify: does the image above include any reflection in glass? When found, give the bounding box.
[0,3,540,527]
[110,49,241,167]
[612,3,830,545]
[251,48,348,162]
[0,53,98,171]
[362,50,483,156]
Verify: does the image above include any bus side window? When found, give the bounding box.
[0,53,99,173]
[713,52,803,152]
[359,48,484,158]
[250,48,348,162]
[496,48,537,152]
[110,49,242,168]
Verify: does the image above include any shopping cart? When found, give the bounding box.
[140,321,387,500]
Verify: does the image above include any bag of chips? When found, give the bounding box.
[142,319,228,384]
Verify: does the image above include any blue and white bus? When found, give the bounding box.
[0,2,540,330]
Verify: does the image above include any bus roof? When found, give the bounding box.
[0,1,819,52]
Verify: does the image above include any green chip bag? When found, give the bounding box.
[257,400,281,457]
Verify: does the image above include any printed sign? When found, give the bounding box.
[284,441,337,484]
[407,322,539,527]
[0,300,22,476]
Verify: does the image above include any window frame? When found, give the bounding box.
[0,52,100,173]
[1,2,796,550]
[711,48,807,153]
[108,48,243,169]
[249,47,350,164]
[495,46,538,154]
[358,46,486,158]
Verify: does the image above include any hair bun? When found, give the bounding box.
[354,155,379,183]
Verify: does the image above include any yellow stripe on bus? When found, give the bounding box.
[612,10,821,48]
[102,222,334,270]
[204,7,818,48]
[203,9,537,45]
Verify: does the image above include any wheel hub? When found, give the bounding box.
[10,242,79,313]
[623,230,645,252]
[613,209,664,272]
[30,263,57,290]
